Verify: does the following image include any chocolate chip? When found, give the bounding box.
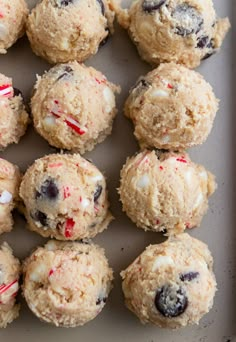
[180,272,199,282]
[57,0,73,7]
[13,88,23,97]
[155,285,188,317]
[172,3,203,37]
[96,296,107,305]
[197,36,209,49]
[99,28,110,48]
[56,66,73,81]
[96,0,105,15]
[131,78,151,94]
[94,185,103,202]
[201,39,216,60]
[36,178,59,200]
[31,211,48,226]
[142,0,166,13]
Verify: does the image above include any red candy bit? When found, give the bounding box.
[48,162,63,168]
[176,158,187,164]
[51,100,87,136]
[48,269,55,277]
[63,186,71,199]
[185,222,191,229]
[0,279,18,295]
[159,166,163,171]
[95,77,106,85]
[136,151,150,167]
[156,219,160,225]
[94,205,99,213]
[64,218,75,238]
[64,117,87,135]
[0,84,13,98]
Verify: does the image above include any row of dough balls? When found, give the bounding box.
[0,0,230,68]
[0,62,218,152]
[0,234,216,329]
[0,150,215,239]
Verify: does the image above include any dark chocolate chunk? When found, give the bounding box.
[180,271,199,282]
[155,285,188,317]
[142,0,166,13]
[197,35,209,49]
[56,66,73,81]
[36,178,59,200]
[96,296,107,305]
[96,0,105,15]
[32,211,48,226]
[57,0,74,7]
[172,4,203,36]
[94,185,103,202]
[131,78,151,94]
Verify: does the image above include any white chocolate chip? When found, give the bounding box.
[45,241,57,251]
[150,89,168,98]
[194,193,203,208]
[103,87,115,112]
[0,24,8,40]
[199,171,208,181]
[0,190,12,204]
[184,169,193,185]
[162,135,170,144]
[30,263,47,282]
[81,198,90,209]
[152,256,174,271]
[43,116,56,128]
[137,174,150,188]
[92,174,103,182]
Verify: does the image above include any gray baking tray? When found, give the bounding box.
[0,1,235,341]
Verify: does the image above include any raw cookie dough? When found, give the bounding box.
[31,62,119,153]
[0,0,28,54]
[0,158,21,235]
[114,0,230,68]
[0,242,21,328]
[19,153,113,240]
[22,240,113,327]
[27,0,115,64]
[0,73,29,150]
[125,63,218,150]
[119,150,216,235]
[121,233,217,329]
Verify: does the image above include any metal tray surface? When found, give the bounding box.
[0,1,235,341]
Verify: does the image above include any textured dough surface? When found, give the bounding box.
[125,63,218,150]
[23,240,113,327]
[121,233,217,329]
[119,150,216,235]
[0,242,21,328]
[0,73,29,150]
[114,0,230,68]
[19,153,113,240]
[0,158,21,235]
[0,0,28,54]
[27,0,115,64]
[31,62,119,153]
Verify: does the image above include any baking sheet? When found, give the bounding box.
[0,0,235,341]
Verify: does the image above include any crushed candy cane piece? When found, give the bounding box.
[176,157,187,164]
[0,190,12,204]
[0,84,13,98]
[63,186,71,199]
[48,162,63,168]
[0,279,18,296]
[64,218,75,238]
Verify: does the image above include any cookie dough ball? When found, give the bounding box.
[31,62,119,153]
[0,74,29,150]
[0,0,28,54]
[119,150,216,235]
[26,0,115,64]
[114,0,230,68]
[125,63,218,150]
[23,240,113,327]
[0,158,21,235]
[121,234,216,328]
[0,242,21,328]
[19,153,113,240]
